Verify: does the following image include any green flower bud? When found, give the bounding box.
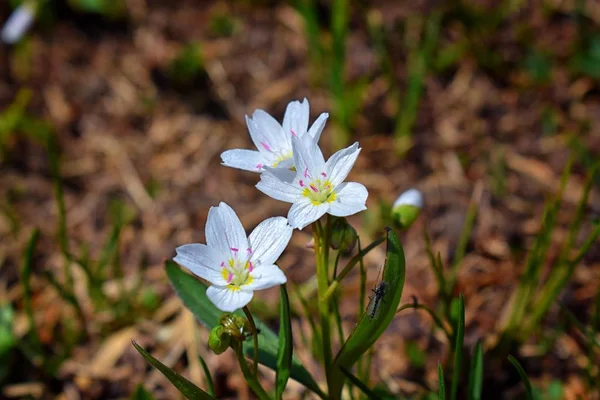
[208,325,231,355]
[391,189,423,229]
[330,217,358,254]
[219,313,252,341]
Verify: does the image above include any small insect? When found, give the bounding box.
[366,281,389,320]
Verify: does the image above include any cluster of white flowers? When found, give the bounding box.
[175,99,368,311]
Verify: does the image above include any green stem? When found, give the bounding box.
[234,342,272,400]
[242,306,260,376]
[322,236,385,303]
[313,216,333,389]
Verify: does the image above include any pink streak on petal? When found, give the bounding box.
[291,128,297,137]
[256,163,263,169]
[261,141,271,151]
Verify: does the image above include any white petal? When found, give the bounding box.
[328,182,368,217]
[206,286,253,312]
[245,264,287,290]
[248,217,293,265]
[282,98,309,138]
[306,112,329,143]
[247,111,289,154]
[205,202,249,256]
[256,170,300,203]
[174,244,226,285]
[221,149,269,173]
[288,198,329,230]
[324,142,361,186]
[291,133,325,180]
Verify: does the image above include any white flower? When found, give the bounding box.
[1,2,36,44]
[256,134,368,230]
[221,98,328,172]
[174,202,292,312]
[393,188,423,209]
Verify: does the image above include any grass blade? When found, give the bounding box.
[450,294,465,400]
[340,366,383,400]
[21,229,42,353]
[197,353,215,397]
[438,362,446,400]
[508,355,534,400]
[275,284,293,399]
[132,341,215,400]
[467,341,483,400]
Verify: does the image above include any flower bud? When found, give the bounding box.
[219,313,252,341]
[391,189,423,229]
[1,3,36,44]
[330,217,357,254]
[208,325,231,355]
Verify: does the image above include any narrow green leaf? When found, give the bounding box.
[340,366,383,400]
[130,384,156,400]
[438,363,446,400]
[21,229,42,352]
[198,353,215,397]
[329,229,406,398]
[450,294,465,400]
[508,355,534,400]
[132,341,215,400]
[165,261,323,398]
[467,341,483,400]
[275,284,293,400]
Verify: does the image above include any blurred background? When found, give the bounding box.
[1,0,599,399]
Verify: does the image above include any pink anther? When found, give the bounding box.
[321,172,327,177]
[303,168,309,178]
[248,262,254,272]
[310,184,318,193]
[299,180,304,187]
[256,163,263,169]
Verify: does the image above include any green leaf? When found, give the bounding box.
[329,228,406,398]
[129,384,156,400]
[438,363,446,400]
[508,355,533,400]
[198,353,215,397]
[165,261,323,397]
[132,341,214,400]
[340,366,384,400]
[450,294,465,400]
[467,341,483,400]
[275,284,293,400]
[21,229,42,353]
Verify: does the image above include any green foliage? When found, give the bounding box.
[67,0,128,18]
[438,363,446,400]
[450,294,465,400]
[168,43,205,86]
[130,384,156,400]
[329,229,406,398]
[132,341,215,400]
[508,355,534,400]
[467,342,483,400]
[165,261,323,397]
[275,285,293,400]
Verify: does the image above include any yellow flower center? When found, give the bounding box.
[301,178,337,205]
[220,248,254,290]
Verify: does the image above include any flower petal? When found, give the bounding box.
[248,217,293,265]
[206,202,249,256]
[256,169,300,203]
[247,110,288,154]
[206,286,254,312]
[306,112,329,143]
[288,198,329,230]
[282,98,309,139]
[221,149,269,173]
[245,264,287,290]
[173,244,227,285]
[324,142,361,186]
[328,182,368,217]
[291,133,325,180]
